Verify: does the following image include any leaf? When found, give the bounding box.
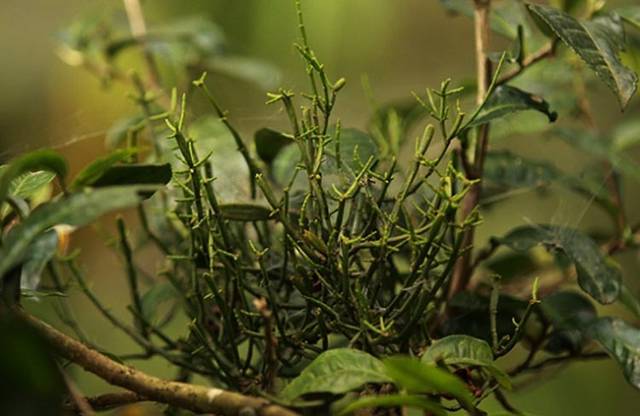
[440,0,531,40]
[70,149,137,189]
[619,284,640,320]
[617,6,640,31]
[422,335,511,389]
[271,144,301,187]
[1,169,56,200]
[88,164,172,188]
[331,128,378,173]
[335,394,446,416]
[588,317,640,389]
[466,85,557,130]
[218,203,272,221]
[205,56,281,90]
[493,225,621,304]
[527,4,638,108]
[0,187,143,279]
[0,150,67,204]
[552,128,640,182]
[382,356,473,406]
[279,348,391,400]
[105,115,146,149]
[254,128,293,164]
[19,230,58,292]
[540,291,597,353]
[483,151,560,191]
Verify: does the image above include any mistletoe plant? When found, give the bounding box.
[1,0,640,415]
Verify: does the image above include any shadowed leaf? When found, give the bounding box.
[589,317,640,389]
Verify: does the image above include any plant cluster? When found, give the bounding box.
[1,1,640,415]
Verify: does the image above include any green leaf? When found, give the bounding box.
[331,128,378,173]
[70,149,137,189]
[617,6,640,31]
[335,394,446,416]
[88,164,172,188]
[271,144,301,187]
[421,335,511,389]
[483,151,560,192]
[588,317,640,389]
[254,128,293,164]
[440,0,531,39]
[0,150,67,205]
[19,230,58,292]
[540,291,597,353]
[493,225,621,304]
[279,348,391,400]
[218,203,272,221]
[1,169,56,200]
[466,85,557,129]
[105,115,146,149]
[382,356,473,406]
[0,187,143,279]
[527,4,638,108]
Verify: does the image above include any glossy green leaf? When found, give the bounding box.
[0,150,67,204]
[19,230,58,292]
[493,225,621,304]
[466,85,557,129]
[382,356,473,406]
[218,203,272,221]
[617,6,640,31]
[589,317,640,389]
[254,128,293,164]
[335,394,446,416]
[540,291,597,353]
[105,115,146,149]
[527,4,638,108]
[279,348,391,400]
[0,187,143,278]
[422,335,511,389]
[70,149,137,189]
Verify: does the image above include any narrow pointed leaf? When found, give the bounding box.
[527,4,638,108]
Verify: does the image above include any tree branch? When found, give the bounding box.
[14,308,298,416]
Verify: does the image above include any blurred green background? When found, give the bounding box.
[1,0,639,414]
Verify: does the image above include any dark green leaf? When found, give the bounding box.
[588,317,640,389]
[466,85,557,129]
[70,149,137,189]
[335,394,446,416]
[0,187,143,278]
[527,5,638,108]
[0,150,67,204]
[483,151,560,191]
[19,230,58,292]
[540,291,597,353]
[279,348,391,400]
[88,164,172,188]
[382,357,473,406]
[271,144,301,187]
[493,225,621,304]
[105,115,146,149]
[422,335,511,389]
[218,203,272,221]
[254,128,293,164]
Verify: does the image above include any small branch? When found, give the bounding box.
[14,308,298,416]
[65,391,146,413]
[498,41,557,85]
[123,0,162,89]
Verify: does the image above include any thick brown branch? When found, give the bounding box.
[14,308,298,416]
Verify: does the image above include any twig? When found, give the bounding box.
[65,391,146,413]
[14,308,299,416]
[498,41,557,85]
[122,0,162,89]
